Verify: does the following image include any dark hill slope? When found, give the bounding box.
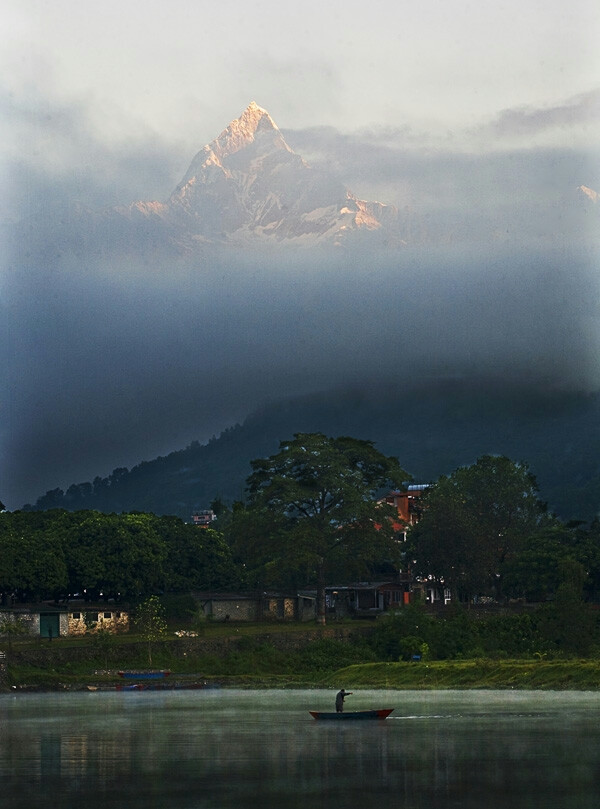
[25,381,600,523]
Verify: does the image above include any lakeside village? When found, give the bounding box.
[0,486,430,639]
[1,435,599,654]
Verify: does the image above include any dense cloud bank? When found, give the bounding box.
[3,243,599,509]
[2,87,598,509]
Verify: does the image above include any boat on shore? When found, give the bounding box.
[115,681,217,691]
[309,708,394,720]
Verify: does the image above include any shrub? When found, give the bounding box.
[396,635,424,661]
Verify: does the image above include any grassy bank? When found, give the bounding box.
[0,622,374,690]
[6,660,600,691]
[4,620,600,691]
[324,660,600,690]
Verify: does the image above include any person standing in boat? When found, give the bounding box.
[335,689,353,712]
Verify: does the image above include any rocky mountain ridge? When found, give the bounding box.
[118,102,403,247]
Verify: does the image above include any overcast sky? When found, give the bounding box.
[2,1,600,509]
[3,0,599,175]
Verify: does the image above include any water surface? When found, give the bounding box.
[0,689,598,808]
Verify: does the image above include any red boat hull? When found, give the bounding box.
[309,708,393,720]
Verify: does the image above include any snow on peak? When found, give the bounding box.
[243,101,273,124]
[162,102,402,247]
[578,185,599,203]
[209,102,282,160]
[178,103,291,186]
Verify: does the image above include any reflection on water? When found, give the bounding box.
[0,689,599,808]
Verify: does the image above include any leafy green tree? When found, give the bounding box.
[244,433,409,624]
[60,512,167,600]
[134,595,167,665]
[502,519,600,603]
[503,524,580,602]
[110,513,167,598]
[0,511,68,601]
[578,518,600,601]
[0,508,244,605]
[158,517,240,593]
[226,502,289,590]
[408,455,546,603]
[62,512,107,598]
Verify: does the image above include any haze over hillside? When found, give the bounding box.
[4,102,600,511]
[23,381,600,524]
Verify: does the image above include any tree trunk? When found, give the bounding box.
[316,563,326,625]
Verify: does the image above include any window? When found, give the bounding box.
[104,612,112,619]
[72,612,81,620]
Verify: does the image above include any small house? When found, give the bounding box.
[0,605,130,638]
[325,580,412,618]
[67,607,129,635]
[192,591,316,622]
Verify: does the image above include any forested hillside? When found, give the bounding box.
[23,380,600,523]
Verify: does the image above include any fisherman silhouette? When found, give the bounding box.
[335,688,353,712]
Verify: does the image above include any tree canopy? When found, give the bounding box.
[502,521,600,603]
[408,455,547,602]
[0,510,240,603]
[240,433,409,623]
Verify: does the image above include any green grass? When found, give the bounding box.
[1,622,376,689]
[322,660,600,690]
[5,624,600,691]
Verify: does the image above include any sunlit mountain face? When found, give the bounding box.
[11,102,598,259]
[116,101,404,248]
[4,101,599,512]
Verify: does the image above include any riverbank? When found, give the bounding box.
[3,623,600,691]
[4,659,600,692]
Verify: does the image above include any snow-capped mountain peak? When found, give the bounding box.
[179,102,291,187]
[206,100,287,161]
[117,103,403,248]
[238,100,279,135]
[152,102,402,246]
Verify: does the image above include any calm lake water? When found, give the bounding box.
[0,688,599,808]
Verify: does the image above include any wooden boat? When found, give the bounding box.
[117,670,171,679]
[309,708,394,720]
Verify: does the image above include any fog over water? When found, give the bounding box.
[2,689,600,808]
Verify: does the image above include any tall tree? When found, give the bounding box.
[244,433,409,624]
[134,595,167,665]
[408,455,546,602]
